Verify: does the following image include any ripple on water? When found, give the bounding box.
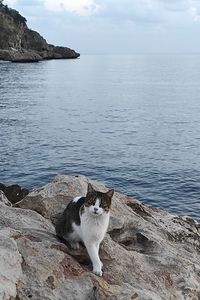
[0,55,200,222]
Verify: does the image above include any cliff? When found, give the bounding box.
[0,2,80,62]
[0,175,200,299]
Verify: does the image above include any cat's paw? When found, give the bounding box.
[93,262,103,276]
[93,269,103,277]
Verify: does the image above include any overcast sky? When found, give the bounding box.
[4,0,200,54]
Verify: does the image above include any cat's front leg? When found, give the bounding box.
[85,242,103,276]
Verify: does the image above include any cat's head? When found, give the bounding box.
[84,183,114,216]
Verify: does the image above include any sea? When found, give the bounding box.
[0,54,200,221]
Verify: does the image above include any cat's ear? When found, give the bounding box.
[106,189,114,199]
[87,183,95,195]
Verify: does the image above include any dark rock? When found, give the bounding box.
[4,184,29,204]
[0,183,6,191]
[0,49,41,62]
[50,46,80,59]
[21,28,48,52]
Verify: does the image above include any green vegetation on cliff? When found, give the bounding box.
[0,0,26,25]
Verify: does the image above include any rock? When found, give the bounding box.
[47,46,80,60]
[0,49,41,62]
[0,184,29,204]
[0,234,22,300]
[15,175,93,222]
[0,183,6,192]
[0,190,11,206]
[0,5,80,62]
[11,175,200,299]
[21,28,48,52]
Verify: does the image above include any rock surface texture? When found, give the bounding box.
[0,175,200,300]
[0,5,79,62]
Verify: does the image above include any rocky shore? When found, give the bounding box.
[0,175,199,300]
[0,4,80,62]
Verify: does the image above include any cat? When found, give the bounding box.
[55,183,114,276]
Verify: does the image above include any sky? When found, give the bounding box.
[4,0,200,54]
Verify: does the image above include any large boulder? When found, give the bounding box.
[0,202,93,300]
[8,175,199,299]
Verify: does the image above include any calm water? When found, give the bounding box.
[0,54,200,221]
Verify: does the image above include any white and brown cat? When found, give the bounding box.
[55,183,114,276]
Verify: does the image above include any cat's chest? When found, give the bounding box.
[85,215,108,237]
[73,212,109,242]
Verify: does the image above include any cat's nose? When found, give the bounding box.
[94,207,98,212]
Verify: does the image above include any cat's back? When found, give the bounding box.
[66,196,85,214]
[55,196,85,238]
